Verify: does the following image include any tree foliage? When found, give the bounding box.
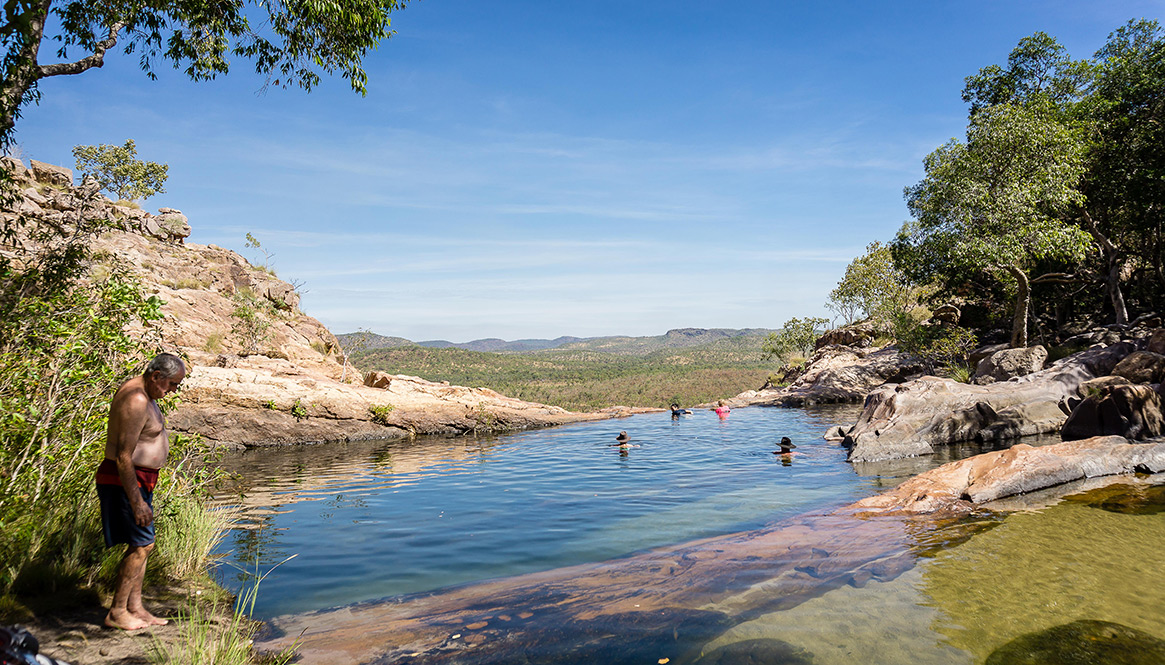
[762,317,829,362]
[72,139,168,201]
[0,0,409,150]
[896,103,1092,347]
[827,241,912,331]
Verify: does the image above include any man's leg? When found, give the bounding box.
[126,542,168,626]
[105,544,153,630]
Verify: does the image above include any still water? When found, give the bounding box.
[210,406,1027,620]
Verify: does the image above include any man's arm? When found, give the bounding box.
[112,391,153,527]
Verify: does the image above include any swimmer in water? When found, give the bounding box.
[772,437,798,454]
[670,403,692,417]
[714,400,731,418]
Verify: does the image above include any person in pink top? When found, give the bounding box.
[714,399,731,419]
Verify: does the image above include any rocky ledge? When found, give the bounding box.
[852,435,1165,515]
[4,159,612,447]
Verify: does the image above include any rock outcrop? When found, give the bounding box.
[1061,383,1165,441]
[733,345,926,408]
[852,435,1165,515]
[972,344,1048,384]
[843,343,1135,462]
[3,159,611,447]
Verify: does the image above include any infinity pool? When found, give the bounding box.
[210,405,1016,619]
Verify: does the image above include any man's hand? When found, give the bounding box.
[131,498,154,527]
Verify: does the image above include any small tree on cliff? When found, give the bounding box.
[827,241,912,331]
[762,317,829,362]
[73,139,167,201]
[895,104,1092,348]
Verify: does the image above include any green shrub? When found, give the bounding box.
[369,403,395,425]
[289,399,308,421]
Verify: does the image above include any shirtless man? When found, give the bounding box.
[95,353,186,631]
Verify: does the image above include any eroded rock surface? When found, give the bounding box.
[844,343,1135,462]
[852,436,1165,515]
[733,345,926,408]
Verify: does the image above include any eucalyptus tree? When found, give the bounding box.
[827,240,911,331]
[896,104,1091,348]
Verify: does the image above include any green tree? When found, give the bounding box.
[762,317,829,361]
[0,0,409,146]
[72,139,167,200]
[1077,19,1165,322]
[897,104,1092,348]
[827,241,912,331]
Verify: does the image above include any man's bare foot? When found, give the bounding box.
[133,609,169,626]
[105,610,148,631]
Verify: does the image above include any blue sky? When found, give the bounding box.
[14,0,1164,341]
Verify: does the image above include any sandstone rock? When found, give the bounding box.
[814,323,875,350]
[932,303,960,325]
[29,159,72,187]
[21,187,46,206]
[844,343,1135,462]
[852,436,1165,514]
[365,371,392,389]
[1111,350,1165,384]
[968,342,1009,368]
[1061,384,1165,441]
[972,345,1047,384]
[985,620,1165,665]
[1149,328,1165,354]
[1,156,30,181]
[732,346,926,408]
[154,210,192,242]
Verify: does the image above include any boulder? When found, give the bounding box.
[972,345,1047,384]
[932,303,960,325]
[968,342,1009,368]
[1148,328,1165,354]
[29,159,72,187]
[814,323,875,350]
[1111,350,1165,384]
[844,343,1135,462]
[1061,384,1165,441]
[986,620,1165,665]
[154,209,192,242]
[1,156,30,182]
[365,371,392,389]
[852,436,1165,515]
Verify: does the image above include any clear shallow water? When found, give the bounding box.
[704,483,1165,665]
[210,405,1030,619]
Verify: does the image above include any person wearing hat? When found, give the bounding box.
[773,437,797,454]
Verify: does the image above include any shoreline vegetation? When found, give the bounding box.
[1,17,1163,665]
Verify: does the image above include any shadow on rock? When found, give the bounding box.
[985,619,1165,665]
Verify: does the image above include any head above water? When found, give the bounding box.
[778,436,797,451]
[616,431,630,442]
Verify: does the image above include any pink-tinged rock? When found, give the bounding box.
[853,436,1165,515]
[29,159,72,187]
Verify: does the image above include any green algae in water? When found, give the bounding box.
[1062,482,1165,515]
[920,493,1165,662]
[984,619,1165,665]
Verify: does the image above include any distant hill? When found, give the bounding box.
[337,328,774,356]
[348,330,778,411]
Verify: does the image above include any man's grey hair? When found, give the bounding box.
[145,353,186,379]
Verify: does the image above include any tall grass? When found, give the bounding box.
[149,554,298,665]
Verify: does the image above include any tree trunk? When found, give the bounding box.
[1080,211,1127,325]
[0,0,52,138]
[1008,265,1030,348]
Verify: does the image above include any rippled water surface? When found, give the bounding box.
[211,406,1043,619]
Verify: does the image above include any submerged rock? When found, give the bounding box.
[694,638,814,665]
[1063,482,1165,515]
[984,619,1165,665]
